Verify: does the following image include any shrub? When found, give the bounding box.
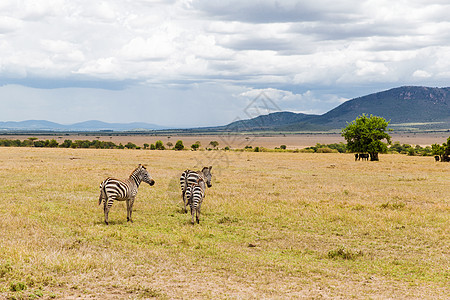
[125,142,137,149]
[327,246,363,260]
[191,143,200,151]
[155,140,165,150]
[10,281,27,292]
[316,147,336,153]
[174,140,184,150]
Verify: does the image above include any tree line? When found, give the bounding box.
[0,136,444,156]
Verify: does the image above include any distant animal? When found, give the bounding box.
[434,155,440,162]
[359,153,369,161]
[355,153,359,161]
[186,177,205,224]
[180,166,212,213]
[98,164,155,225]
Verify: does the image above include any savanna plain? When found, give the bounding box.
[0,146,448,299]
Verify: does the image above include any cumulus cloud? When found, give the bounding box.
[0,0,449,125]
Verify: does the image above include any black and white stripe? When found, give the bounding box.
[180,166,212,213]
[186,177,205,224]
[99,164,155,225]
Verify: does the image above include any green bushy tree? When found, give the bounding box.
[341,114,391,161]
[174,140,184,151]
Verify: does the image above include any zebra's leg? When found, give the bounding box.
[126,199,131,222]
[182,190,187,213]
[128,197,135,223]
[190,204,195,224]
[196,202,201,224]
[104,198,114,225]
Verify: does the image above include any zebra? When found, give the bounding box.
[98,164,155,225]
[186,177,205,224]
[179,166,212,213]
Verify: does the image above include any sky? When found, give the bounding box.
[0,0,449,128]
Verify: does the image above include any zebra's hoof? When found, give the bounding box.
[105,221,109,225]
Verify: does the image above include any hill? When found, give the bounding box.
[220,86,450,132]
[1,86,448,133]
[0,120,167,131]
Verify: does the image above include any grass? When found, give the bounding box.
[0,147,449,299]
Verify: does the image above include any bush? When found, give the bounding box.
[174,140,184,151]
[328,246,363,260]
[155,140,165,150]
[191,143,200,151]
[316,147,337,153]
[280,145,287,150]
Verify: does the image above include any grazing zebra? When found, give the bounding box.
[98,164,155,225]
[186,177,205,224]
[179,166,212,213]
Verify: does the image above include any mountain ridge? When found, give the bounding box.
[221,86,450,132]
[1,86,449,132]
[0,120,167,131]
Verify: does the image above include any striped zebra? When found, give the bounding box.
[179,166,212,213]
[186,177,205,224]
[98,164,155,225]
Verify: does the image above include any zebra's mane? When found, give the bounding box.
[129,164,146,178]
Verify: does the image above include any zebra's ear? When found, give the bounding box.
[209,166,212,170]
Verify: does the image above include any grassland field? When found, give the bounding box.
[0,144,449,299]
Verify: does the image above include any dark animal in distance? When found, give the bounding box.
[355,153,369,161]
[434,155,440,162]
[98,164,155,225]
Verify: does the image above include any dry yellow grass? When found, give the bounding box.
[0,147,449,299]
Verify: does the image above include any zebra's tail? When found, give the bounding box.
[98,179,107,205]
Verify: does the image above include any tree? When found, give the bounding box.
[191,143,200,151]
[209,140,219,149]
[432,136,450,162]
[174,140,184,151]
[125,142,137,149]
[48,139,59,148]
[155,140,165,150]
[166,141,173,149]
[341,114,391,161]
[143,143,149,150]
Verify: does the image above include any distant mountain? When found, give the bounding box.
[0,120,167,131]
[313,86,450,129]
[219,86,450,132]
[1,86,448,133]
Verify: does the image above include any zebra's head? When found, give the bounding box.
[138,164,155,186]
[201,166,212,188]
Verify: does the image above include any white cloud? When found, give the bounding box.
[0,0,449,126]
[413,70,432,78]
